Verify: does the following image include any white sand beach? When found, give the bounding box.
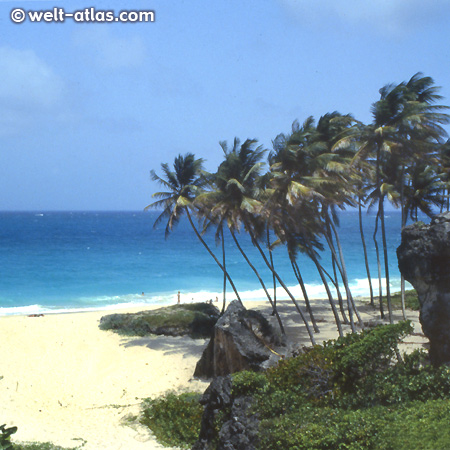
[0,299,428,450]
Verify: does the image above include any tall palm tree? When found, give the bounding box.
[146,153,243,306]
[196,139,287,334]
[205,137,317,343]
[268,119,347,336]
[351,74,449,322]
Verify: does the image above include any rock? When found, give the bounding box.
[397,212,450,366]
[191,376,233,450]
[99,303,220,339]
[193,301,284,379]
[191,376,259,450]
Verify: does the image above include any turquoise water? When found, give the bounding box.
[0,210,415,315]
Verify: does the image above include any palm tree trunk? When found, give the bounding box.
[185,208,244,307]
[359,199,374,306]
[327,218,364,329]
[323,230,356,333]
[331,252,348,324]
[307,247,344,338]
[400,171,406,320]
[244,223,316,345]
[230,229,286,336]
[221,227,227,314]
[267,226,278,315]
[373,209,384,319]
[379,196,393,324]
[290,255,319,333]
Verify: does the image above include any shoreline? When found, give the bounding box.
[0,276,412,317]
[0,299,427,450]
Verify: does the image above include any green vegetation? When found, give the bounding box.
[99,302,219,338]
[1,425,17,450]
[141,323,450,449]
[12,444,78,450]
[383,289,420,311]
[140,392,203,449]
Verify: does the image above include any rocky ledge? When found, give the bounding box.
[397,212,450,366]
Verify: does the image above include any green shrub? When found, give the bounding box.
[140,392,203,449]
[258,399,450,450]
[266,321,413,407]
[1,425,17,450]
[232,371,268,396]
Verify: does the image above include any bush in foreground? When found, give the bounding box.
[141,322,450,449]
[140,392,203,449]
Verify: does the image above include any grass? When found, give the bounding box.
[367,288,420,311]
[13,444,81,450]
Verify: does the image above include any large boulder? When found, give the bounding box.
[397,212,450,366]
[194,301,284,379]
[99,303,220,339]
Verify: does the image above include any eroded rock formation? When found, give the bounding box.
[397,212,450,366]
[194,300,284,379]
[191,375,259,450]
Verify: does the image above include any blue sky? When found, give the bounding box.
[1,0,449,210]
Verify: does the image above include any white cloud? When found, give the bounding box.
[0,46,63,109]
[0,46,64,135]
[73,27,146,70]
[278,0,450,35]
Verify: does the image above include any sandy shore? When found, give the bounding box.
[0,299,428,450]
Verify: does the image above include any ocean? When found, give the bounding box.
[0,210,416,315]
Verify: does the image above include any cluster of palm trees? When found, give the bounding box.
[146,73,450,345]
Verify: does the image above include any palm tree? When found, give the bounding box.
[196,138,288,334]
[205,137,318,344]
[146,153,244,306]
[350,74,449,322]
[268,119,347,336]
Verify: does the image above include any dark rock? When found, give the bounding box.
[191,376,233,450]
[191,376,259,450]
[217,395,259,450]
[194,301,284,379]
[397,212,450,366]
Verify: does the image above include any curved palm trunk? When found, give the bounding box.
[267,226,277,315]
[307,248,344,338]
[244,224,316,346]
[185,209,243,307]
[323,231,356,333]
[373,209,385,319]
[327,219,364,329]
[359,199,374,306]
[230,229,285,336]
[221,227,227,314]
[379,196,393,324]
[400,174,406,320]
[290,255,319,333]
[331,250,349,324]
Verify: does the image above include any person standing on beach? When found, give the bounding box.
[177,291,181,304]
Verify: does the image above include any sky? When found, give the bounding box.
[0,0,450,211]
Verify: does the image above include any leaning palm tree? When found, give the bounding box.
[197,139,289,335]
[268,119,347,336]
[146,152,243,306]
[350,74,449,322]
[204,138,318,343]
